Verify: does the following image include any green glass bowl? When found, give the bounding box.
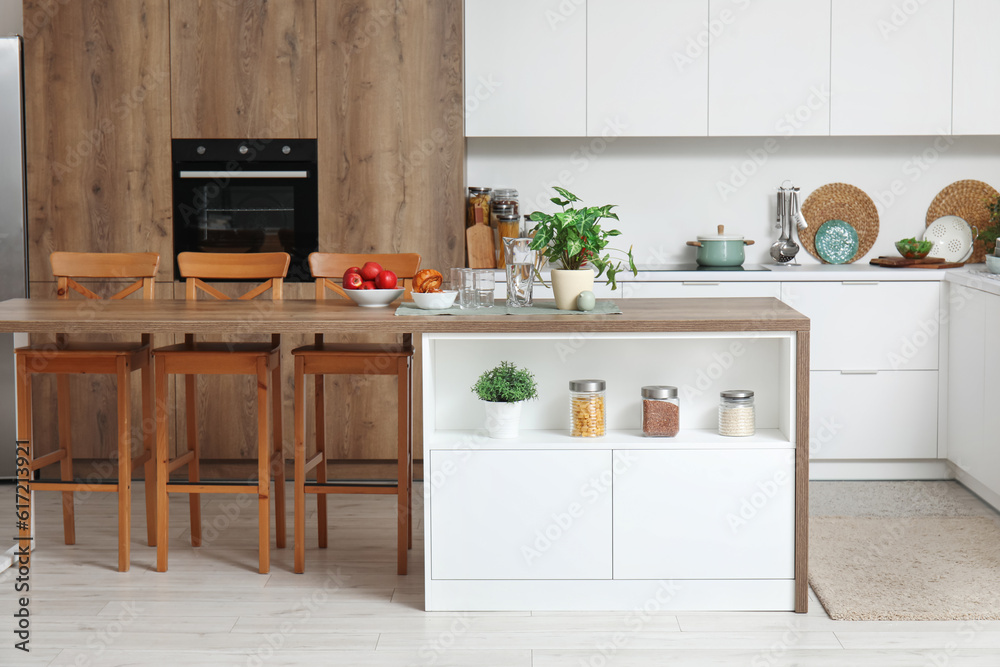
[895,241,932,260]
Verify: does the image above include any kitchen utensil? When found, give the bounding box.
[411,290,458,309]
[770,189,789,262]
[344,287,405,308]
[779,193,801,260]
[814,219,860,264]
[926,180,998,264]
[869,256,963,269]
[687,224,755,267]
[466,206,497,268]
[800,183,879,263]
[923,215,975,263]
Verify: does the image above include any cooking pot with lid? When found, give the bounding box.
[686,225,755,267]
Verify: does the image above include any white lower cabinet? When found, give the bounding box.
[810,370,938,460]
[429,450,612,580]
[613,450,794,579]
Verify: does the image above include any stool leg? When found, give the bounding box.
[141,358,157,547]
[16,356,32,568]
[56,374,75,545]
[293,356,305,573]
[116,357,132,572]
[257,357,271,574]
[155,356,170,572]
[271,357,286,550]
[315,374,327,549]
[407,356,413,550]
[397,358,408,576]
[185,374,201,547]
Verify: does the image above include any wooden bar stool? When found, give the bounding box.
[293,253,420,574]
[153,252,289,574]
[15,252,160,572]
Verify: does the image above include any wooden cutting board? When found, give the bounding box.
[869,256,963,269]
[466,221,496,269]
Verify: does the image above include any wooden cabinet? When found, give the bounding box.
[429,450,613,580]
[169,0,317,139]
[614,449,794,579]
[953,0,1000,134]
[831,0,954,135]
[464,0,586,136]
[709,0,830,136]
[588,0,707,137]
[23,0,173,282]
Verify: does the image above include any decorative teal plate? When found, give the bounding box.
[815,219,860,264]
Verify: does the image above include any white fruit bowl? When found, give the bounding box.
[411,290,458,310]
[344,288,404,308]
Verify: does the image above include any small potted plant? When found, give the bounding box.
[471,361,538,438]
[982,195,1000,255]
[528,187,637,310]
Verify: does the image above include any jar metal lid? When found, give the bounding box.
[496,213,520,223]
[641,385,678,399]
[468,187,492,195]
[570,379,606,392]
[493,188,519,198]
[721,389,754,400]
[492,202,517,212]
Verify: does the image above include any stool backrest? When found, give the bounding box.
[307,252,421,300]
[51,252,159,300]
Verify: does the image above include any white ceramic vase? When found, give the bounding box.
[483,401,522,439]
[550,268,595,311]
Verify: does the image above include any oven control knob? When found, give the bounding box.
[238,145,249,155]
[282,145,291,155]
[196,145,206,155]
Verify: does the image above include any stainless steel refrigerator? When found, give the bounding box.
[0,35,29,480]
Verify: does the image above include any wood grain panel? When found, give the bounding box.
[170,0,317,139]
[23,0,173,282]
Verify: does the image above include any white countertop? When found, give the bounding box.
[943,266,1000,297]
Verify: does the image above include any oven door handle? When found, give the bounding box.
[178,170,309,179]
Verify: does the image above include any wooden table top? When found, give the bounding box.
[0,297,809,334]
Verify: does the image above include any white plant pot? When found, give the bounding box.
[483,401,523,439]
[550,268,595,311]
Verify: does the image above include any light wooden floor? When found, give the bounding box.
[3,482,1000,666]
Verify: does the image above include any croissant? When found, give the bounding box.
[412,269,443,293]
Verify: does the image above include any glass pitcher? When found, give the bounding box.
[503,237,536,308]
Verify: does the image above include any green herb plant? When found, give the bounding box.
[528,187,637,289]
[471,361,538,403]
[982,195,1000,248]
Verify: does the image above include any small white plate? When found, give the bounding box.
[922,215,974,263]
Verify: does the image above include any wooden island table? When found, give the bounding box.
[0,296,810,612]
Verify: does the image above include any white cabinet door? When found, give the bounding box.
[946,284,986,472]
[954,0,1000,134]
[780,281,941,371]
[429,450,612,579]
[810,370,938,459]
[708,0,831,136]
[980,293,1000,495]
[614,450,794,579]
[588,0,708,137]
[831,0,953,135]
[464,0,586,136]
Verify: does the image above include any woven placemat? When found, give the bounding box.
[800,183,879,263]
[395,300,622,316]
[926,180,999,264]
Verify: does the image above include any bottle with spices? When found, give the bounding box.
[719,389,755,437]
[570,379,606,437]
[467,187,492,228]
[495,212,521,269]
[641,386,680,437]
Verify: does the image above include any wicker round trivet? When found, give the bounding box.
[800,183,879,263]
[926,180,999,264]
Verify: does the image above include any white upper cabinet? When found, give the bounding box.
[464,0,586,137]
[953,0,1000,134]
[831,0,954,135]
[587,0,708,137]
[708,0,831,136]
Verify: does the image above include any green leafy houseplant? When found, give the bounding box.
[471,361,538,403]
[982,195,1000,249]
[528,187,637,289]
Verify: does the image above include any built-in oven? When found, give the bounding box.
[172,138,318,281]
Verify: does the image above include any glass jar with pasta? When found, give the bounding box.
[467,187,492,228]
[569,379,606,437]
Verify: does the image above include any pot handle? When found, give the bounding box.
[743,240,755,246]
[686,241,702,247]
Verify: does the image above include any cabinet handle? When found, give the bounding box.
[840,370,878,375]
[841,281,879,286]
[682,282,720,286]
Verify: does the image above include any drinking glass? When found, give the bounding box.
[503,237,536,308]
[474,270,495,308]
[455,269,475,309]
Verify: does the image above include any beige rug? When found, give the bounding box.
[810,516,1000,620]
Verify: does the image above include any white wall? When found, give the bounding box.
[0,0,21,35]
[467,136,1000,266]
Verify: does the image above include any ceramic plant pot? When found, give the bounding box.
[483,400,523,439]
[551,268,595,310]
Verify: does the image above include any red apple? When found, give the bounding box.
[343,266,361,281]
[360,280,376,290]
[360,261,382,281]
[343,272,363,290]
[375,269,398,289]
